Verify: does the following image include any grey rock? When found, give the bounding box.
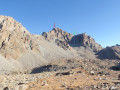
[110,86,117,90]
[55,39,70,50]
[3,87,9,90]
[90,70,95,75]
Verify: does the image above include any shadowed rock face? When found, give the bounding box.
[0,16,40,59]
[55,39,70,50]
[69,33,102,52]
[97,46,120,60]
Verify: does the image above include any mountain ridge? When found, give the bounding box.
[0,15,120,75]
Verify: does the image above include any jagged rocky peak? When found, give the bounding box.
[42,28,73,42]
[42,28,102,52]
[69,33,102,52]
[51,27,63,34]
[0,15,40,60]
[50,27,70,35]
[42,28,73,50]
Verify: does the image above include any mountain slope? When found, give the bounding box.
[97,45,120,60]
[0,16,81,74]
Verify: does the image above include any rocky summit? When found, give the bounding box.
[42,27,73,42]
[0,15,120,90]
[42,28,73,50]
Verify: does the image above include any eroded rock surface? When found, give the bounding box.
[0,16,40,60]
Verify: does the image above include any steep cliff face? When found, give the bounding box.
[69,33,102,52]
[97,46,120,60]
[0,16,40,60]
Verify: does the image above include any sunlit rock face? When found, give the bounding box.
[0,16,40,60]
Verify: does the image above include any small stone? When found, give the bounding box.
[77,71,82,73]
[99,78,102,80]
[55,71,73,76]
[102,78,106,80]
[90,71,94,75]
[74,78,78,80]
[18,83,25,85]
[118,74,120,80]
[3,87,9,90]
[110,86,117,90]
[41,80,48,86]
[61,82,67,88]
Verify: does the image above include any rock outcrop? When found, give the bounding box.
[42,28,73,42]
[42,28,73,50]
[55,39,70,50]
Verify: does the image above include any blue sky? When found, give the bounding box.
[0,0,120,47]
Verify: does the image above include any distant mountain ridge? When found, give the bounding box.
[0,15,120,75]
[97,45,120,60]
[42,27,102,52]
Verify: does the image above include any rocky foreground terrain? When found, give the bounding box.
[1,58,120,90]
[0,15,120,90]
